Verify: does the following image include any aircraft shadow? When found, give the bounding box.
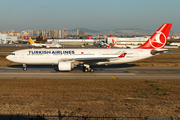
[7,63,138,71]
[0,114,46,120]
[73,63,138,71]
[7,65,58,70]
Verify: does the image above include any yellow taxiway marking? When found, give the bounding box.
[112,76,117,80]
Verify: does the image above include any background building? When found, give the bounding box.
[0,34,17,44]
[21,29,67,39]
[77,28,81,36]
[80,30,85,38]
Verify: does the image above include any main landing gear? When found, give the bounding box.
[83,64,94,73]
[23,64,27,71]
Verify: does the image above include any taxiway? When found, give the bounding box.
[0,66,180,79]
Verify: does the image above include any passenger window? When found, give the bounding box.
[11,53,15,55]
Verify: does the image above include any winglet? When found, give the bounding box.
[118,53,127,58]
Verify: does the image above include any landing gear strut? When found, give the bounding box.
[83,64,94,73]
[23,64,27,71]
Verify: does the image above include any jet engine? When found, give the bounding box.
[58,61,76,71]
[150,49,168,55]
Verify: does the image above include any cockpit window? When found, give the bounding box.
[11,53,15,55]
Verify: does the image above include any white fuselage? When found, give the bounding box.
[170,42,180,46]
[42,43,62,48]
[31,43,61,48]
[126,45,140,48]
[6,48,153,65]
[31,43,42,47]
[47,39,94,43]
[113,45,127,48]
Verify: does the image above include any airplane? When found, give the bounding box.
[44,41,62,48]
[93,40,107,47]
[112,39,127,48]
[126,45,140,49]
[6,23,172,72]
[87,35,92,39]
[7,36,29,44]
[47,35,94,44]
[29,37,62,48]
[170,42,180,46]
[112,38,143,49]
[29,37,42,47]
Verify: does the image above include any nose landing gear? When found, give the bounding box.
[23,64,27,71]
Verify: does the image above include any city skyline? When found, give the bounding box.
[0,0,180,33]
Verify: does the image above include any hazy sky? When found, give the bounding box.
[0,0,180,33]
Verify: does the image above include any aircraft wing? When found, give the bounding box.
[74,57,114,63]
[59,53,127,64]
[59,57,114,63]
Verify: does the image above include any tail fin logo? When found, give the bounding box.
[149,31,166,49]
[136,23,172,49]
[112,39,118,45]
[87,35,92,39]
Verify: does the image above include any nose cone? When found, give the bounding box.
[6,55,10,60]
[6,55,12,61]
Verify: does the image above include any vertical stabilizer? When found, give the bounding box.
[112,39,119,45]
[136,23,172,49]
[87,35,92,39]
[29,38,35,44]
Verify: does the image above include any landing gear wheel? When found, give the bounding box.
[23,64,27,71]
[90,68,94,73]
[23,67,27,71]
[84,68,88,72]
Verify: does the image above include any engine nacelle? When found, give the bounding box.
[58,61,76,71]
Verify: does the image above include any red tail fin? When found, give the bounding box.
[87,35,92,39]
[136,23,172,49]
[105,45,110,49]
[25,36,28,39]
[43,36,46,40]
[112,39,119,45]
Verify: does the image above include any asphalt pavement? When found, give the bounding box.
[0,66,180,79]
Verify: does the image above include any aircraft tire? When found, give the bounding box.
[23,67,27,71]
[90,68,94,73]
[84,68,88,72]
